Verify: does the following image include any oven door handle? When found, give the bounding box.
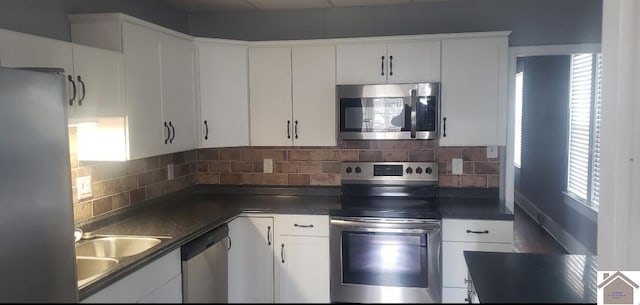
[330,219,440,233]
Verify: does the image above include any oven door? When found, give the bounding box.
[330,217,442,303]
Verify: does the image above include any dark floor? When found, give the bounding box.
[512,204,568,254]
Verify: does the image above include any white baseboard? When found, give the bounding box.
[514,191,594,255]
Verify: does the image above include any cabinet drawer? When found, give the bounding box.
[442,219,513,243]
[275,215,329,237]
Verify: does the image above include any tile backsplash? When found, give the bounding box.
[69,131,499,224]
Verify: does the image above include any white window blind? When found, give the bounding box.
[514,72,523,168]
[567,54,593,201]
[590,54,602,207]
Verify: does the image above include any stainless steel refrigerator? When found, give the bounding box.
[0,67,78,302]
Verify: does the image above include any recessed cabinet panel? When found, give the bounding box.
[249,47,293,146]
[160,34,197,154]
[122,22,165,160]
[197,42,249,148]
[387,40,441,83]
[336,43,387,85]
[291,46,336,146]
[440,37,508,146]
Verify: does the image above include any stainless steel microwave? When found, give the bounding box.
[337,83,440,140]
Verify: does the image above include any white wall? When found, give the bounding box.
[598,0,640,270]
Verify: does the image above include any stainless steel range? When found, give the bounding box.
[330,162,442,303]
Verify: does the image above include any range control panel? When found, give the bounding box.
[341,162,438,184]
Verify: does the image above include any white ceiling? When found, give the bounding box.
[162,0,444,13]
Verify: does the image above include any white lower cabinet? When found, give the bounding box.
[441,218,513,303]
[81,249,182,303]
[228,216,275,303]
[227,214,330,304]
[274,215,330,303]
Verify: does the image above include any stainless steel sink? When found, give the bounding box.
[76,256,119,286]
[75,236,163,258]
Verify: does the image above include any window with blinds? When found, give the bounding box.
[514,72,523,168]
[567,53,601,210]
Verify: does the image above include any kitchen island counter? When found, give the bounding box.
[464,251,598,303]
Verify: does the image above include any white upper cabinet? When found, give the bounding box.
[249,45,336,147]
[69,14,198,159]
[440,36,508,146]
[336,40,440,84]
[159,33,197,154]
[196,41,249,148]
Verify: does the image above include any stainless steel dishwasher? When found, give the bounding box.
[181,223,229,303]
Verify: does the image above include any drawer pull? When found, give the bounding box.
[466,229,489,234]
[294,224,314,229]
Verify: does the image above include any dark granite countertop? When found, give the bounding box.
[464,251,598,303]
[77,185,513,300]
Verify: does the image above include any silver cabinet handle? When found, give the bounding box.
[294,224,314,228]
[267,226,272,245]
[466,229,489,234]
[281,243,285,264]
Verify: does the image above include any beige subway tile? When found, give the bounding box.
[145,156,160,171]
[462,148,488,161]
[198,149,219,161]
[264,174,287,185]
[220,173,242,185]
[92,162,127,181]
[488,175,500,188]
[321,161,341,174]
[474,162,499,174]
[439,175,461,187]
[91,182,105,198]
[310,150,336,161]
[209,161,231,173]
[345,141,371,149]
[92,196,113,216]
[219,149,242,161]
[438,161,450,175]
[184,150,198,163]
[242,173,264,185]
[231,162,254,173]
[335,150,358,161]
[73,202,92,223]
[263,150,287,161]
[299,161,322,173]
[463,162,474,175]
[358,150,382,161]
[242,149,263,161]
[129,188,146,204]
[310,173,340,186]
[112,193,130,210]
[277,161,299,173]
[409,150,435,162]
[383,150,408,162]
[152,168,167,183]
[461,175,487,188]
[288,174,310,185]
[127,158,146,175]
[198,173,220,184]
[371,141,395,149]
[196,162,209,173]
[138,171,153,187]
[436,148,462,161]
[288,150,311,161]
[172,152,185,164]
[253,161,264,173]
[395,140,421,149]
[421,139,439,149]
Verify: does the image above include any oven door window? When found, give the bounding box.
[341,232,428,288]
[340,97,410,132]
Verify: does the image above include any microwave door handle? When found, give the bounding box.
[410,89,417,138]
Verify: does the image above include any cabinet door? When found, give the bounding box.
[122,22,164,160]
[387,40,441,83]
[71,44,125,119]
[228,216,274,303]
[197,42,249,148]
[440,37,508,146]
[442,241,512,289]
[0,29,74,109]
[138,274,182,303]
[291,45,336,146]
[336,43,387,84]
[249,47,293,146]
[442,287,471,304]
[160,33,197,153]
[275,235,330,303]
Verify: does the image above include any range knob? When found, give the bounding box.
[416,167,423,174]
[355,167,362,174]
[406,167,413,174]
[425,167,433,175]
[345,167,353,174]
